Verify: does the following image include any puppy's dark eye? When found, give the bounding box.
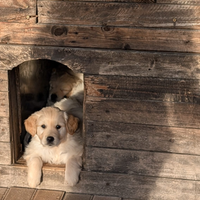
[41,124,46,129]
[56,125,61,129]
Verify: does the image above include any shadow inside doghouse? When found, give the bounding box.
[10,60,80,152]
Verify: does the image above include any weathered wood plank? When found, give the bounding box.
[0,92,8,104]
[0,166,199,199]
[0,70,8,80]
[86,121,200,155]
[0,0,36,23]
[0,80,8,92]
[38,1,200,29]
[3,187,35,200]
[0,117,10,142]
[0,92,9,117]
[38,0,155,2]
[0,142,11,165]
[85,75,200,103]
[0,105,9,117]
[8,69,21,163]
[85,147,200,180]
[157,0,200,4]
[0,23,200,53]
[33,190,65,200]
[1,45,200,79]
[86,98,200,128]
[0,71,8,92]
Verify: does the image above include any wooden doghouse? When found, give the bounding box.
[1,0,200,199]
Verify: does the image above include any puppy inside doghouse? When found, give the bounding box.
[23,63,84,188]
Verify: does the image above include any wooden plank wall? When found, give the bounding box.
[1,0,200,199]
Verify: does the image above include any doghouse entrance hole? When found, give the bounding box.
[8,59,83,166]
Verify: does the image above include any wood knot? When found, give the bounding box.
[123,44,131,50]
[169,139,175,143]
[1,36,11,44]
[51,26,68,36]
[101,24,114,32]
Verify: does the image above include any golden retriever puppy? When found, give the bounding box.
[47,68,84,106]
[23,107,83,188]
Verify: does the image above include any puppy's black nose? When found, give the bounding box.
[50,93,57,102]
[47,136,54,143]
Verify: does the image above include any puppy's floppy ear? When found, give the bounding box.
[66,114,79,135]
[24,114,37,136]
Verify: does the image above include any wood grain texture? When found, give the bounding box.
[0,23,200,52]
[1,45,200,79]
[0,70,8,81]
[85,147,200,180]
[0,117,10,142]
[157,0,200,4]
[38,0,156,2]
[0,80,8,92]
[8,69,21,163]
[38,1,200,29]
[86,121,200,155]
[85,98,200,129]
[85,75,200,103]
[0,92,9,117]
[0,0,36,23]
[0,71,8,92]
[0,166,200,199]
[0,142,11,165]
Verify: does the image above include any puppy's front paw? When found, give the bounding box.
[65,168,80,186]
[27,170,41,188]
[65,171,79,186]
[65,156,82,186]
[27,176,41,188]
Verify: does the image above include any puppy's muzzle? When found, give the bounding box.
[46,136,55,146]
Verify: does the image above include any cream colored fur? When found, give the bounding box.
[23,107,83,188]
[47,69,84,105]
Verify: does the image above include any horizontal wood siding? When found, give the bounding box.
[85,121,200,155]
[84,147,200,180]
[38,0,156,2]
[0,45,200,79]
[85,97,200,128]
[157,0,200,4]
[85,75,200,103]
[38,1,200,29]
[0,0,36,23]
[0,23,200,52]
[1,45,200,79]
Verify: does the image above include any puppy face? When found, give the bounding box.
[48,73,77,105]
[24,107,79,147]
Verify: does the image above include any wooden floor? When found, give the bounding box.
[0,187,121,200]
